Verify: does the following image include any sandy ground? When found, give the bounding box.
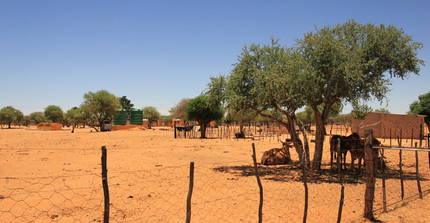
[0,125,429,222]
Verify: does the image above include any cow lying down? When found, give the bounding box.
[261,140,292,165]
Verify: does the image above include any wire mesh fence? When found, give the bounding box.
[1,126,429,222]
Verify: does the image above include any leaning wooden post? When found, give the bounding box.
[252,143,263,223]
[337,138,344,223]
[364,129,376,220]
[186,162,195,223]
[101,146,110,223]
[415,143,423,199]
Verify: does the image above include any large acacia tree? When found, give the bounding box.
[295,20,423,169]
[223,39,308,165]
[81,90,121,131]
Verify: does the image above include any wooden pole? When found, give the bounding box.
[101,146,110,223]
[398,132,404,200]
[186,162,195,223]
[415,143,423,199]
[364,129,376,220]
[302,151,308,223]
[337,138,344,223]
[428,133,430,170]
[381,148,387,212]
[252,143,263,223]
[174,124,177,139]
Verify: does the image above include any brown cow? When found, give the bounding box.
[261,141,292,165]
[330,135,349,170]
[347,133,381,173]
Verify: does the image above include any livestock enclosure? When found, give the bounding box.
[0,125,429,222]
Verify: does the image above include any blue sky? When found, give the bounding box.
[1,0,429,115]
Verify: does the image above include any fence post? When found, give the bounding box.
[337,138,344,223]
[398,134,404,200]
[302,152,308,223]
[186,162,194,223]
[364,129,376,220]
[251,143,263,223]
[415,142,423,199]
[101,146,110,223]
[381,148,387,212]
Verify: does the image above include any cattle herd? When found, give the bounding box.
[330,133,382,173]
[261,132,383,173]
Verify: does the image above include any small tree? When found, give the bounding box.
[81,90,121,131]
[161,115,173,124]
[29,112,46,124]
[169,98,191,120]
[65,107,86,133]
[0,106,24,128]
[44,105,64,123]
[143,106,161,129]
[410,91,430,132]
[119,96,134,121]
[186,95,224,138]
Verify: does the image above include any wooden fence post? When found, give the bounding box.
[415,143,423,199]
[174,124,177,139]
[186,162,195,223]
[398,133,404,200]
[252,143,263,223]
[381,148,387,212]
[101,146,110,223]
[337,138,344,223]
[364,129,376,220]
[302,152,308,223]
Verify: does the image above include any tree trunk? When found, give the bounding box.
[200,122,207,138]
[8,122,11,129]
[285,115,304,165]
[148,121,152,129]
[239,118,244,135]
[311,101,335,170]
[312,116,325,170]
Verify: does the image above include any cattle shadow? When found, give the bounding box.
[212,162,428,184]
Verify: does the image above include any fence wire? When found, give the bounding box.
[1,126,429,222]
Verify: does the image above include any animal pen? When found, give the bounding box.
[1,124,430,222]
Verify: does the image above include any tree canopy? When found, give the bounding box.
[65,107,86,131]
[143,106,161,129]
[212,20,423,169]
[186,95,224,138]
[0,106,24,128]
[119,96,134,120]
[81,90,121,131]
[29,112,46,124]
[44,105,64,123]
[293,20,423,169]
[410,91,430,132]
[169,98,191,120]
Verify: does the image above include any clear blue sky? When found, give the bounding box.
[1,0,429,115]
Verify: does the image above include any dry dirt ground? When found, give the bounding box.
[0,126,429,222]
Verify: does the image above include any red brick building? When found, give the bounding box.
[351,112,426,139]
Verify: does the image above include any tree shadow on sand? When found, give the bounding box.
[212,161,428,185]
